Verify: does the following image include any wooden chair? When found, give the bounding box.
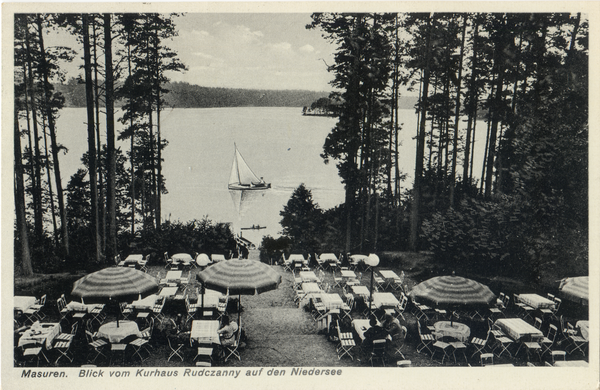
[167,337,184,362]
[416,320,435,355]
[369,339,387,367]
[335,320,355,360]
[85,329,108,364]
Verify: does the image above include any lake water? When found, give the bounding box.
[54,107,485,246]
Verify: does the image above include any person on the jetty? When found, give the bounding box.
[217,315,239,346]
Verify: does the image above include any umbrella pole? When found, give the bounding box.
[238,294,241,324]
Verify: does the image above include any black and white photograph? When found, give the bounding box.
[3,2,598,389]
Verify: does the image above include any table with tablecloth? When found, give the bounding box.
[97,321,141,343]
[319,293,345,310]
[18,322,61,349]
[190,320,221,345]
[14,296,37,313]
[379,270,401,288]
[299,283,322,306]
[300,271,319,283]
[66,301,100,313]
[171,253,194,267]
[494,318,543,341]
[159,286,179,298]
[576,320,589,340]
[194,294,220,309]
[165,270,182,282]
[341,270,357,279]
[131,294,159,310]
[351,285,371,300]
[124,254,143,264]
[318,253,340,267]
[286,254,308,266]
[372,292,400,310]
[433,321,471,342]
[517,294,555,309]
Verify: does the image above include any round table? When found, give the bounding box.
[433,321,470,342]
[97,320,141,343]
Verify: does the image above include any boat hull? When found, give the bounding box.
[228,183,271,191]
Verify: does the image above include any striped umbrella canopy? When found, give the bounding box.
[71,266,159,304]
[409,275,496,308]
[196,259,281,296]
[559,276,588,305]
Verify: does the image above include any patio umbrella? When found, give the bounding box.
[558,276,588,306]
[196,259,282,322]
[410,275,496,323]
[71,266,159,326]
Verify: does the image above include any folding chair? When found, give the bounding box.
[185,295,198,326]
[335,321,355,360]
[152,297,166,324]
[85,330,108,364]
[223,319,242,362]
[311,297,327,321]
[167,337,184,362]
[109,343,127,366]
[534,317,543,330]
[490,326,513,358]
[540,324,557,356]
[120,302,133,320]
[393,294,408,321]
[89,304,106,327]
[332,272,343,288]
[416,321,435,355]
[369,339,387,367]
[164,251,172,268]
[22,346,49,367]
[449,341,468,364]
[54,337,75,364]
[470,327,491,358]
[56,295,69,322]
[390,325,407,359]
[55,322,78,342]
[129,338,151,362]
[521,341,542,362]
[550,350,567,363]
[480,352,494,366]
[431,340,452,364]
[194,347,213,364]
[139,255,149,273]
[565,323,587,356]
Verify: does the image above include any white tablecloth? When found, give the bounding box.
[131,294,159,310]
[195,294,219,308]
[97,321,141,343]
[18,322,61,349]
[14,296,37,312]
[124,254,143,264]
[159,287,179,297]
[172,253,194,265]
[379,270,399,280]
[351,285,370,299]
[372,292,399,309]
[300,271,319,283]
[320,293,345,310]
[341,270,357,278]
[165,270,182,281]
[495,318,543,341]
[433,321,470,342]
[518,294,555,309]
[190,320,221,345]
[352,319,371,341]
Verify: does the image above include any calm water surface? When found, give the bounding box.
[55,107,484,245]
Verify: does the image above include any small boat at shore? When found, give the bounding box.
[228,144,271,191]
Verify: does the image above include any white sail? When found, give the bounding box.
[228,144,270,190]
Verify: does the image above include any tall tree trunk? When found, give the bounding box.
[15,105,33,276]
[104,13,118,263]
[126,30,136,237]
[449,14,467,207]
[92,17,106,252]
[42,119,58,240]
[409,14,434,251]
[154,22,163,232]
[83,14,101,264]
[24,22,44,240]
[463,19,480,188]
[37,15,69,256]
[484,50,506,198]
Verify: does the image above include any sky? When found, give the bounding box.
[44,13,338,92]
[168,13,336,91]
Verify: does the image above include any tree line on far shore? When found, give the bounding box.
[56,78,329,108]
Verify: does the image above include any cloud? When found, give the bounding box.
[192,52,216,59]
[299,44,315,53]
[270,42,292,51]
[191,29,210,37]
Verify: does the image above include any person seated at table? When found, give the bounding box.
[363,316,389,349]
[383,313,405,355]
[218,315,239,347]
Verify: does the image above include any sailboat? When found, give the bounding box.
[228,144,271,191]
